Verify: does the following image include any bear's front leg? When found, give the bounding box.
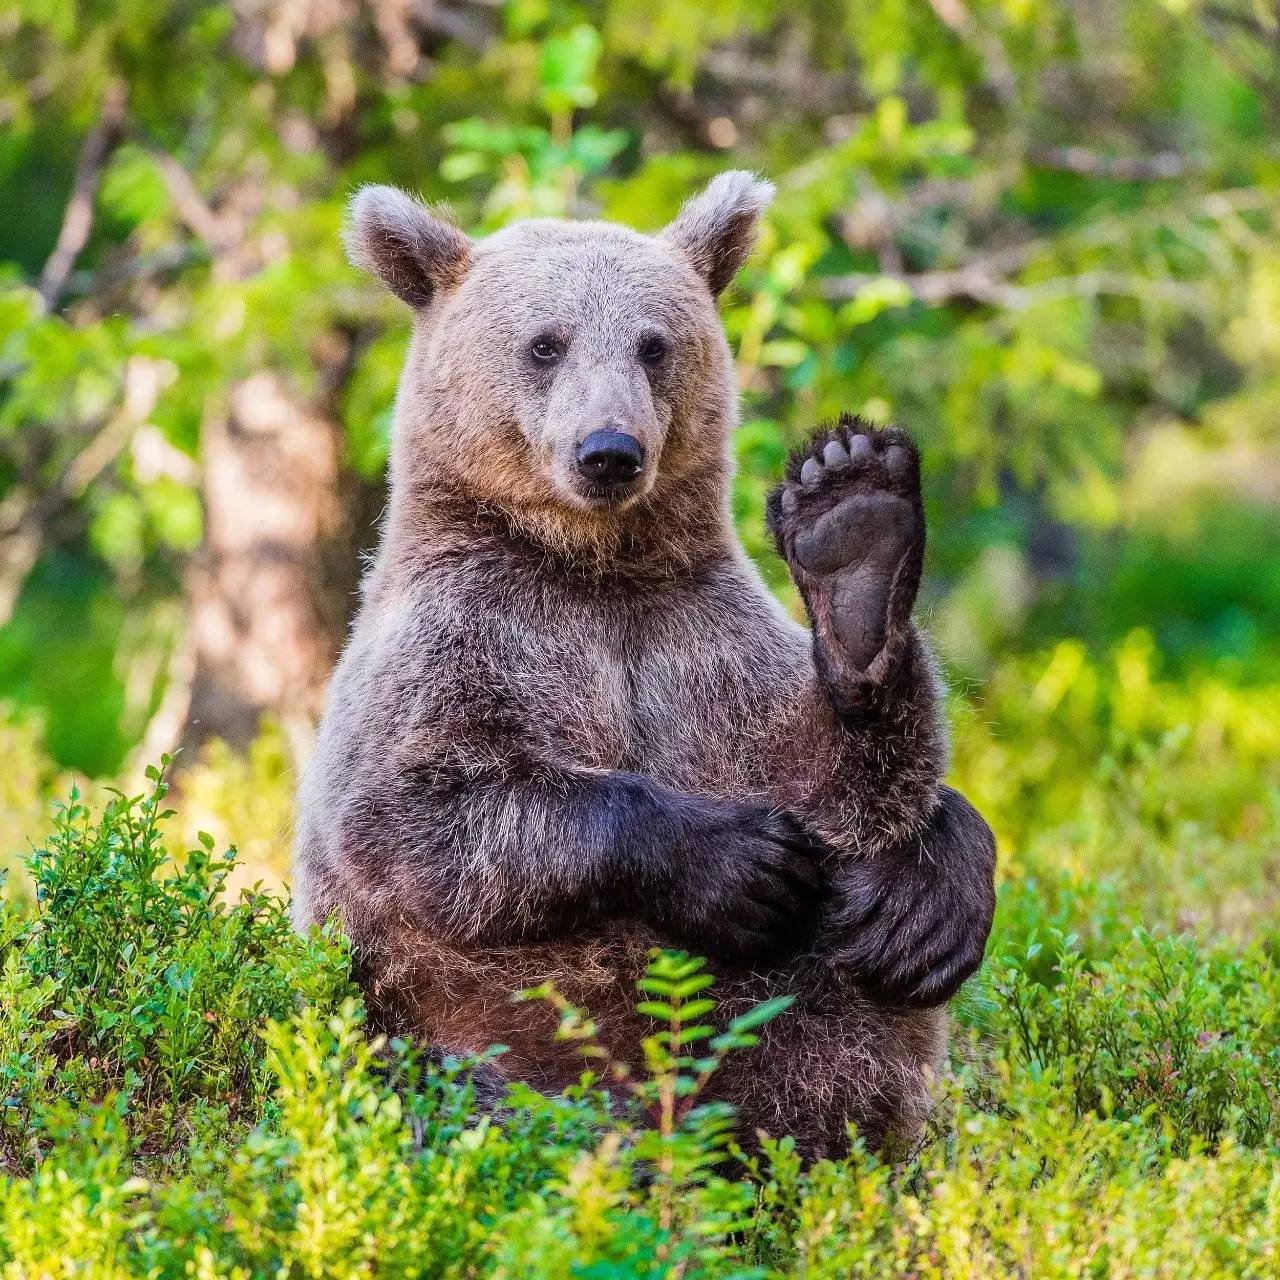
[767,416,995,1006]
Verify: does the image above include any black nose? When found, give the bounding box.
[575,428,645,487]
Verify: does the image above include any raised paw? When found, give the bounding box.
[767,416,925,675]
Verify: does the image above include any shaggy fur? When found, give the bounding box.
[294,175,996,1161]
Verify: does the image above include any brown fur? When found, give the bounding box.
[294,174,994,1160]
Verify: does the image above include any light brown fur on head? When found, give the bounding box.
[347,177,772,579]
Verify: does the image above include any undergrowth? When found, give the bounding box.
[1,637,1278,1276]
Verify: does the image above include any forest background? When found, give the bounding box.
[0,1,1279,1273]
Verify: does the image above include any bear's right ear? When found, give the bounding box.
[343,185,472,309]
[661,171,775,296]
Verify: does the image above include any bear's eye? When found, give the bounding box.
[529,335,563,365]
[637,334,669,367]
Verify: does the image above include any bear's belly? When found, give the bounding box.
[355,913,944,1156]
[356,922,658,1090]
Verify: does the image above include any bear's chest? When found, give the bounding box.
[445,561,806,789]
[618,584,808,794]
[486,591,634,771]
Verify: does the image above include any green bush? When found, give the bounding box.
[0,768,350,1169]
[1,682,1278,1276]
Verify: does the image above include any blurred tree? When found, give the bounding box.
[0,0,1277,771]
[179,372,374,760]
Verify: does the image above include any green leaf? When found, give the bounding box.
[635,1000,675,1021]
[726,996,795,1036]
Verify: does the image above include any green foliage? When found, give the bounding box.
[0,694,1277,1276]
[0,766,350,1169]
[987,928,1279,1151]
[1,0,1278,766]
[950,631,1280,957]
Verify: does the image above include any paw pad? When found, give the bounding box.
[771,420,921,545]
[768,417,925,675]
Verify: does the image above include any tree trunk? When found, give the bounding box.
[177,372,376,763]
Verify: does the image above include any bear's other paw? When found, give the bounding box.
[767,417,924,676]
[824,787,996,1008]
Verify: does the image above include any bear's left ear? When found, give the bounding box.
[661,171,775,297]
[344,185,472,309]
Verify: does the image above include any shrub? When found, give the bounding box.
[0,766,350,1169]
[1,638,1278,1275]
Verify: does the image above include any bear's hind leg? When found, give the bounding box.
[716,979,948,1163]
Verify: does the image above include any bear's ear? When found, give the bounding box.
[661,171,775,296]
[343,185,472,308]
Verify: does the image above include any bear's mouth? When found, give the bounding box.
[570,474,649,509]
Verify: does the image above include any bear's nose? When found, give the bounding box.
[575,428,645,487]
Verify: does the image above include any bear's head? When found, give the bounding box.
[346,173,773,563]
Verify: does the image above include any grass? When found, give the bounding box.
[1,629,1278,1276]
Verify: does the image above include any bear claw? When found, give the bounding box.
[767,417,925,675]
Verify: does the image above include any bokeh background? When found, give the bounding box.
[0,0,1277,906]
[3,6,1280,1265]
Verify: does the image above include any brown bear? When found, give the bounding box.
[293,172,996,1160]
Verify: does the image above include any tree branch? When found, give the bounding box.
[1028,144,1203,181]
[64,242,206,299]
[825,187,1271,311]
[823,264,1204,310]
[149,149,238,248]
[37,81,127,311]
[0,357,166,626]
